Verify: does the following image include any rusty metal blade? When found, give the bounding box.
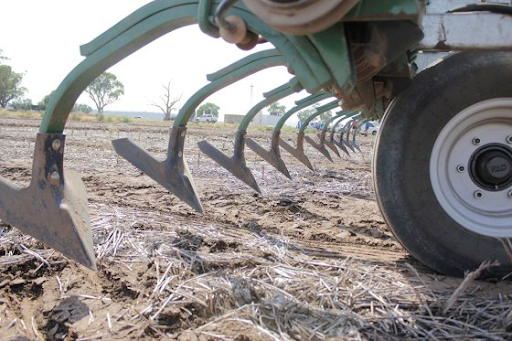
[197,131,261,193]
[246,130,291,180]
[304,134,333,162]
[0,134,96,269]
[112,126,203,213]
[279,131,314,170]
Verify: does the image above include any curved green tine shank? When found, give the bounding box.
[330,112,361,156]
[344,119,358,152]
[246,92,331,179]
[334,122,352,153]
[174,49,285,127]
[280,99,340,167]
[352,119,367,152]
[272,93,333,170]
[198,78,303,192]
[302,101,343,162]
[321,111,348,158]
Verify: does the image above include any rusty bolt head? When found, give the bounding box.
[49,171,60,184]
[52,139,62,151]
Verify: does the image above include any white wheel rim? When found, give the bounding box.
[430,98,512,237]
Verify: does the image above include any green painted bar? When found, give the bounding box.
[238,78,302,130]
[299,100,340,133]
[174,53,286,126]
[274,92,332,131]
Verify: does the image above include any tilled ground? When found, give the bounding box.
[1,116,512,340]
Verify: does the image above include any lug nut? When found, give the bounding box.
[456,165,465,173]
[507,135,512,144]
[508,190,512,198]
[52,139,62,151]
[474,190,483,199]
[49,171,60,184]
[472,137,481,145]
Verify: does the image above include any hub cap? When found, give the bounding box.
[430,99,512,237]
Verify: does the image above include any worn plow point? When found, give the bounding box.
[0,134,96,269]
[304,132,333,162]
[112,126,203,213]
[198,131,261,193]
[279,131,314,170]
[246,130,291,180]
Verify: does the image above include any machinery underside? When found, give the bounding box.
[1,0,512,278]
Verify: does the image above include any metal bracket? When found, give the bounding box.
[0,134,95,269]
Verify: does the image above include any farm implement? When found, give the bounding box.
[1,0,512,278]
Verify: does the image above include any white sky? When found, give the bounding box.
[0,0,324,123]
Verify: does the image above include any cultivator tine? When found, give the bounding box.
[0,134,95,269]
[198,131,260,193]
[352,119,366,152]
[112,126,203,213]
[344,121,357,152]
[246,130,291,179]
[323,112,348,158]
[279,131,315,170]
[324,135,342,157]
[296,99,340,161]
[304,130,334,162]
[334,124,353,153]
[199,79,302,190]
[280,99,341,168]
[329,115,350,156]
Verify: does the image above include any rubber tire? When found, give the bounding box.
[373,51,512,278]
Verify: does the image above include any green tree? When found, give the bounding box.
[267,101,286,116]
[0,65,26,108]
[149,80,182,121]
[297,106,316,123]
[85,72,124,113]
[73,103,93,114]
[197,102,220,117]
[11,98,32,110]
[319,110,332,122]
[38,90,55,110]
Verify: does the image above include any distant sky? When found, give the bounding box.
[0,0,333,124]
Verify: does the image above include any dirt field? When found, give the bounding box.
[1,115,512,340]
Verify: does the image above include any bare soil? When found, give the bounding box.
[1,116,512,340]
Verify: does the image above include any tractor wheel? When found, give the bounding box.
[373,52,512,278]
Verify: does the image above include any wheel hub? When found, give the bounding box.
[430,98,512,237]
[470,144,512,191]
